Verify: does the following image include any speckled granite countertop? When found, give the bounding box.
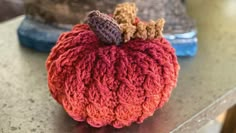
[0,0,236,133]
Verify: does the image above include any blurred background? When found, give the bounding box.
[0,0,23,22]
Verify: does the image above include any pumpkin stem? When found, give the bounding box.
[86,10,123,45]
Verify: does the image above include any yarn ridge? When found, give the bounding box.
[46,24,180,128]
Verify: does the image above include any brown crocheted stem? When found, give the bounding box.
[114,2,166,42]
[86,10,123,45]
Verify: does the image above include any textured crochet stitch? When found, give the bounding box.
[46,25,179,128]
[46,2,180,129]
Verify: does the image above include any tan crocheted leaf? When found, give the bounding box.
[135,21,148,40]
[155,18,165,37]
[113,2,138,24]
[113,2,165,42]
[146,20,156,39]
[120,23,136,42]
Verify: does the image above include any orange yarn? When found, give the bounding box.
[46,24,180,128]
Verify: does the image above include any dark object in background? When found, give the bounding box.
[0,0,24,22]
[18,0,197,56]
[23,0,193,34]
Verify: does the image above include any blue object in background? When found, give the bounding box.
[165,30,198,56]
[17,17,68,52]
[17,17,198,56]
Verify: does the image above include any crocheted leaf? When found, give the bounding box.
[120,23,136,42]
[113,2,138,24]
[113,2,165,42]
[135,21,147,40]
[86,10,122,45]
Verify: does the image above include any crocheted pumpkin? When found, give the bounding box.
[46,3,179,128]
